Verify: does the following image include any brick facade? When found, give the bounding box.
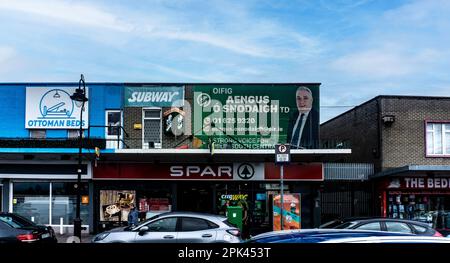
[321,96,450,172]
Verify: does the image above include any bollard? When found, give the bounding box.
[60,217,64,235]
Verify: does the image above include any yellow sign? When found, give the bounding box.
[81,195,89,204]
[133,123,142,130]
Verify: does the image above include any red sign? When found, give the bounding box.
[94,163,323,181]
[264,163,323,181]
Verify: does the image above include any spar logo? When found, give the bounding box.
[39,89,75,119]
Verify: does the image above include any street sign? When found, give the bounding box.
[275,144,290,164]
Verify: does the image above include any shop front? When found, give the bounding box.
[0,161,93,234]
[93,162,324,236]
[378,175,450,235]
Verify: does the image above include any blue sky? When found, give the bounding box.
[0,0,449,123]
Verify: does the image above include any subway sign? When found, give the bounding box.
[124,86,184,107]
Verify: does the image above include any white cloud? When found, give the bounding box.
[0,0,322,60]
[0,0,133,31]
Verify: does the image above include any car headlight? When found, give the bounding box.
[93,233,110,242]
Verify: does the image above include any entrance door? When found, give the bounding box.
[177,183,213,213]
[105,110,123,149]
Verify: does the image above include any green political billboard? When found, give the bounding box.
[192,84,320,150]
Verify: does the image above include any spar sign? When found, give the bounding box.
[25,87,89,129]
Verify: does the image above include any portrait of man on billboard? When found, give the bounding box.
[286,86,319,149]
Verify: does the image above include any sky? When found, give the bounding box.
[0,0,449,123]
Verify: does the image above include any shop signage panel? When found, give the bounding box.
[387,177,450,190]
[94,163,234,180]
[94,163,323,181]
[25,87,89,129]
[192,84,320,150]
[273,193,301,230]
[124,86,184,107]
[264,163,323,181]
[232,163,264,181]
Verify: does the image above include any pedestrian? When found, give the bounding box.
[127,203,139,227]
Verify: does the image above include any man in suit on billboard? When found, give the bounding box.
[286,86,319,149]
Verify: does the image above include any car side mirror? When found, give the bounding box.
[138,226,149,235]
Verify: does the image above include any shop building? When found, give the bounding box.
[92,83,350,236]
[321,95,450,234]
[0,83,122,234]
[1,82,351,236]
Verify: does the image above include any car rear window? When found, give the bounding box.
[0,214,34,228]
[181,217,218,232]
[411,224,427,233]
[223,219,238,228]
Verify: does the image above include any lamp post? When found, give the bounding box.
[70,74,88,241]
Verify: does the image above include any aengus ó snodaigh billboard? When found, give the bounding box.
[193,84,320,149]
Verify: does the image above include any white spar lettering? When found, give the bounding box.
[169,166,233,177]
[128,92,179,103]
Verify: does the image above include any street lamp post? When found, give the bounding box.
[71,74,88,241]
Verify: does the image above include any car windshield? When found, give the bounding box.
[0,214,35,228]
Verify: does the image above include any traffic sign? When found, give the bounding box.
[275,144,290,164]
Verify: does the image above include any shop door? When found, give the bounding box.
[177,184,213,213]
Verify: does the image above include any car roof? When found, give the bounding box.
[250,228,415,240]
[342,218,431,226]
[152,211,227,221]
[321,236,450,243]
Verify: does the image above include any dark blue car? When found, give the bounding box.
[247,229,416,243]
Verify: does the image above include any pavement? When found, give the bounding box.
[55,233,95,243]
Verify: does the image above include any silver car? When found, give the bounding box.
[92,212,242,243]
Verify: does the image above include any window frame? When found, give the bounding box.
[29,129,47,139]
[425,120,450,157]
[142,107,162,149]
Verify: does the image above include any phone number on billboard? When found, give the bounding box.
[212,118,257,124]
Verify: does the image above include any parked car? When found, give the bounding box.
[92,211,242,243]
[333,218,443,237]
[321,236,450,243]
[246,229,416,243]
[0,212,57,243]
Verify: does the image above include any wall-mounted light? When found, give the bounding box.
[382,115,395,126]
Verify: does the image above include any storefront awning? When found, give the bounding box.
[98,148,351,163]
[371,165,450,179]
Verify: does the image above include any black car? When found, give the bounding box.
[0,212,57,243]
[331,217,443,237]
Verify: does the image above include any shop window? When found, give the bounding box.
[12,182,50,225]
[51,182,89,227]
[385,222,413,234]
[30,129,46,139]
[147,217,177,232]
[426,122,450,156]
[67,130,85,139]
